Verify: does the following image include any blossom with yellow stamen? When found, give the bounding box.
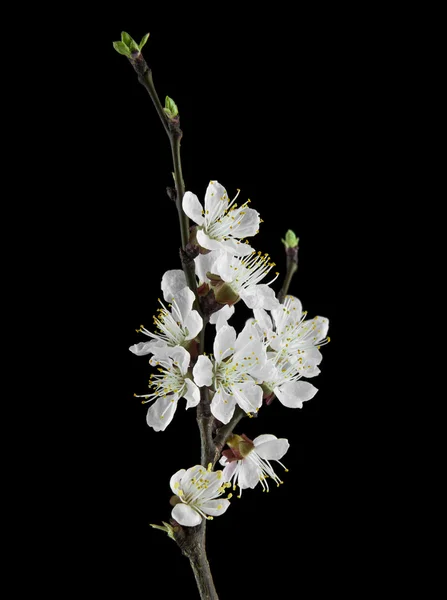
[169,464,232,526]
[182,180,260,255]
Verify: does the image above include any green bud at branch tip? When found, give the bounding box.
[281,229,299,248]
[164,96,179,119]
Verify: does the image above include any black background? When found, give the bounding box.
[77,7,389,598]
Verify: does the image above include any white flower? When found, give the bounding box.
[182,181,260,256]
[210,249,280,310]
[170,464,231,526]
[258,352,319,409]
[219,433,290,496]
[134,346,200,431]
[192,325,266,424]
[129,287,202,357]
[253,295,330,374]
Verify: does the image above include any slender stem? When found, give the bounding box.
[126,50,218,599]
[213,407,246,463]
[278,245,299,304]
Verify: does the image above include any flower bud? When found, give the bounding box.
[281,229,299,249]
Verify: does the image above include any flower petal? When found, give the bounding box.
[146,396,178,431]
[192,355,213,387]
[200,499,230,517]
[240,284,280,311]
[182,192,205,226]
[253,434,278,446]
[129,341,157,356]
[230,207,260,238]
[196,228,226,252]
[161,269,187,302]
[173,287,195,324]
[221,460,238,481]
[219,238,254,256]
[168,345,191,375]
[204,181,228,220]
[239,460,261,489]
[209,304,235,330]
[274,381,318,408]
[254,438,290,460]
[194,250,221,284]
[172,503,202,527]
[232,382,263,414]
[184,310,203,341]
[211,389,236,424]
[170,468,186,495]
[253,308,273,332]
[184,379,200,409]
[213,325,237,362]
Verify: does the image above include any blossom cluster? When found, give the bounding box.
[130,181,329,526]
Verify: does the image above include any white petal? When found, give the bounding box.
[230,207,260,238]
[211,389,236,424]
[146,396,178,431]
[233,338,266,372]
[129,341,157,356]
[183,379,200,409]
[184,310,203,341]
[172,503,202,527]
[314,316,329,340]
[200,498,230,517]
[253,434,278,446]
[192,355,213,387]
[161,269,187,302]
[240,284,280,310]
[274,381,318,408]
[213,325,237,362]
[239,460,261,489]
[234,321,263,353]
[253,308,273,332]
[170,469,186,495]
[254,438,290,460]
[204,181,228,219]
[173,287,195,324]
[232,382,263,414]
[194,250,220,284]
[221,460,237,480]
[209,304,235,330]
[213,251,235,282]
[196,228,225,252]
[182,192,205,226]
[219,238,254,256]
[168,345,191,375]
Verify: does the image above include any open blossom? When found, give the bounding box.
[134,346,200,431]
[257,351,319,408]
[192,324,266,424]
[253,295,329,373]
[129,287,202,358]
[182,180,260,256]
[219,434,290,496]
[195,249,280,310]
[170,464,231,526]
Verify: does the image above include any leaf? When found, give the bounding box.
[139,33,150,50]
[121,31,133,46]
[113,41,131,57]
[129,39,140,53]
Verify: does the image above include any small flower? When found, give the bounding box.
[170,464,232,526]
[254,295,330,374]
[134,346,200,431]
[219,433,290,496]
[129,287,203,358]
[182,181,260,256]
[258,353,319,408]
[203,249,280,310]
[192,324,266,424]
